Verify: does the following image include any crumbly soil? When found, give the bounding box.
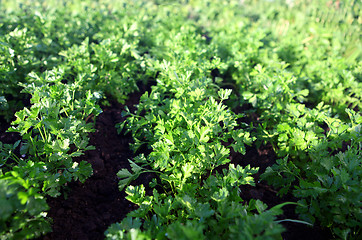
[1,88,332,240]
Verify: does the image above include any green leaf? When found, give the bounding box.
[182,164,194,181]
[242,91,254,100]
[198,126,210,144]
[117,159,145,191]
[17,191,28,205]
[119,216,142,230]
[211,188,229,202]
[75,161,93,183]
[218,89,232,100]
[194,203,215,219]
[126,185,146,205]
[117,169,133,179]
[254,200,268,214]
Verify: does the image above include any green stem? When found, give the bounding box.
[29,137,38,158]
[62,106,70,118]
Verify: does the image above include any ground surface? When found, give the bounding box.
[1,89,332,240]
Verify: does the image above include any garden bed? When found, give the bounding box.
[1,0,360,239]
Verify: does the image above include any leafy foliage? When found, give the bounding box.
[0,171,50,239]
[0,0,360,239]
[262,110,362,239]
[7,70,101,196]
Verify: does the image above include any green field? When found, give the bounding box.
[0,0,361,239]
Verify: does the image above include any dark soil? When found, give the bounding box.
[37,87,150,240]
[1,89,332,240]
[40,104,136,240]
